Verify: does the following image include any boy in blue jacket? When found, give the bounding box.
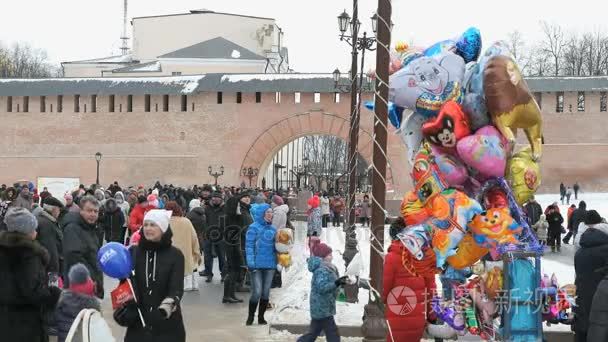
[298,242,348,342]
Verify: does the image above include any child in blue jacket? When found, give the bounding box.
[298,242,348,342]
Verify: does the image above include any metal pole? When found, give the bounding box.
[362,0,390,340]
[345,0,359,231]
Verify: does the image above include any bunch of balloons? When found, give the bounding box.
[378,27,544,271]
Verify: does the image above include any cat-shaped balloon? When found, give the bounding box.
[469,207,522,259]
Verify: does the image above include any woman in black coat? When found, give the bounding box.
[99,198,126,243]
[0,208,61,342]
[574,214,608,342]
[114,209,185,342]
[545,204,564,252]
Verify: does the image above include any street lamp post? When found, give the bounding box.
[208,165,224,186]
[302,157,309,188]
[336,7,377,235]
[241,167,259,188]
[95,152,102,186]
[273,163,285,190]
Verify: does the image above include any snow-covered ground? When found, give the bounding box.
[270,193,607,338]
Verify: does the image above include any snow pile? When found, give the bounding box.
[231,49,241,59]
[221,73,333,83]
[127,61,161,72]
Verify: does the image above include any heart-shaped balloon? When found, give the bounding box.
[457,125,508,178]
[422,101,471,150]
[390,51,465,118]
[431,146,469,187]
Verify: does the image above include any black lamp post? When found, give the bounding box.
[241,167,259,188]
[208,165,224,186]
[95,152,102,186]
[273,163,285,190]
[302,157,310,188]
[336,7,377,234]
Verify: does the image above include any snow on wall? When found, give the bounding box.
[221,73,333,83]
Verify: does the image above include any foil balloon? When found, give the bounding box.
[396,111,426,165]
[427,189,483,268]
[432,298,466,331]
[446,233,488,269]
[400,191,430,226]
[468,207,523,259]
[484,55,543,160]
[396,224,432,260]
[455,27,482,63]
[483,187,509,209]
[411,146,449,205]
[97,242,133,279]
[364,101,405,130]
[506,147,541,205]
[456,125,508,178]
[390,51,465,118]
[431,146,469,187]
[275,228,294,268]
[424,39,456,58]
[422,101,471,151]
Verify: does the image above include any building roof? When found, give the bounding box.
[111,61,162,73]
[526,76,608,92]
[132,9,273,21]
[2,74,607,97]
[158,37,266,60]
[0,76,203,96]
[62,54,135,65]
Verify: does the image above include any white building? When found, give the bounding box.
[62,9,289,77]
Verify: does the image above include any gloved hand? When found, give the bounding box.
[113,300,139,327]
[147,308,167,325]
[45,286,62,308]
[334,276,349,287]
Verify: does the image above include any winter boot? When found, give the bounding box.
[258,299,269,325]
[246,302,257,326]
[206,275,213,283]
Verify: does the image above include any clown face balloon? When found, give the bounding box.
[422,101,471,151]
[506,147,541,205]
[457,125,508,179]
[397,224,432,260]
[390,52,465,118]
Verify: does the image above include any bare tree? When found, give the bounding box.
[0,42,58,78]
[562,32,586,76]
[527,44,550,76]
[540,21,566,76]
[507,30,531,74]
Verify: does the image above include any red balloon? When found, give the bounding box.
[422,101,471,150]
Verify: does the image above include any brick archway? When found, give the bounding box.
[239,111,395,188]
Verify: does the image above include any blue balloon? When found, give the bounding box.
[456,27,482,63]
[364,101,404,129]
[423,39,456,58]
[97,242,132,279]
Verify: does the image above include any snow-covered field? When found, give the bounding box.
[270,193,607,337]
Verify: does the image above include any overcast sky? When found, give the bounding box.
[2,0,607,73]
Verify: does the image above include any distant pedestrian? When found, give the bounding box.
[546,204,564,252]
[166,201,201,292]
[330,195,344,227]
[574,182,580,200]
[320,193,330,228]
[307,196,322,238]
[560,183,566,204]
[564,201,587,245]
[566,187,573,205]
[360,194,371,227]
[524,196,543,227]
[532,214,549,246]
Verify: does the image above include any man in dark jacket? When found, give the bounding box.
[0,207,61,342]
[62,195,104,299]
[36,196,64,275]
[225,192,252,293]
[546,204,564,252]
[574,211,608,342]
[99,198,125,243]
[587,272,608,341]
[564,201,587,244]
[203,192,226,283]
[523,196,542,227]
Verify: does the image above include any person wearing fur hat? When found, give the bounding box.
[64,193,80,213]
[113,209,186,342]
[245,203,277,326]
[13,186,33,211]
[307,195,322,237]
[574,209,608,342]
[36,196,65,274]
[54,263,101,342]
[0,207,62,342]
[0,186,17,231]
[298,242,347,342]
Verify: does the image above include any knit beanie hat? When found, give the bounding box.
[585,210,603,225]
[43,196,64,211]
[147,194,159,208]
[189,199,201,210]
[144,209,172,233]
[68,263,95,296]
[4,207,37,235]
[272,195,284,206]
[312,242,332,258]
